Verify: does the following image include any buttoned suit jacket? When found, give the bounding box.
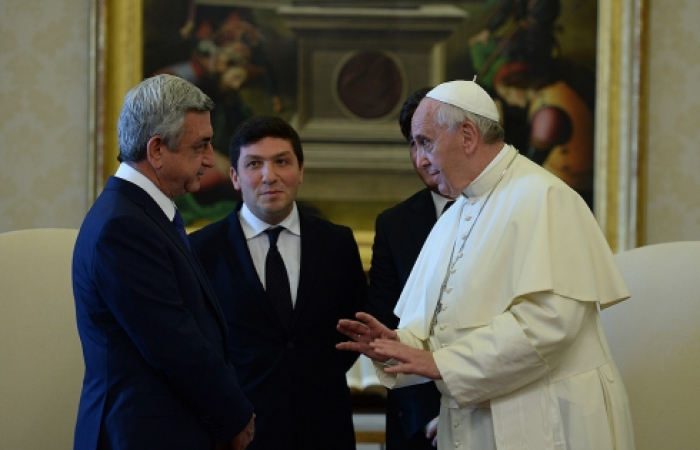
[189,203,367,450]
[367,187,442,450]
[72,177,253,450]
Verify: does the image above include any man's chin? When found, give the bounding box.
[438,184,454,198]
[425,183,441,194]
[185,181,201,194]
[420,174,441,190]
[261,199,292,215]
[260,206,293,224]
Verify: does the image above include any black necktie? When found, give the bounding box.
[265,227,293,326]
[441,200,456,215]
[172,210,191,251]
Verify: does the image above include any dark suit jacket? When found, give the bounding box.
[367,188,443,450]
[72,177,253,450]
[189,203,367,450]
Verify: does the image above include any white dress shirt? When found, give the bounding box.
[114,163,177,220]
[238,202,301,306]
[431,191,455,219]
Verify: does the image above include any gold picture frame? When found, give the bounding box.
[89,0,648,253]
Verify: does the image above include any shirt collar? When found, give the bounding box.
[462,144,515,198]
[431,191,454,218]
[239,202,301,240]
[115,162,177,220]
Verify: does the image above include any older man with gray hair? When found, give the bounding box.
[73,74,255,450]
[338,80,635,450]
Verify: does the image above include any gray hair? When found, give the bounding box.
[117,74,214,162]
[433,101,505,144]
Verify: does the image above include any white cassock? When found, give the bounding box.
[375,145,635,450]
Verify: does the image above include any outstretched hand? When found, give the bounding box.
[370,338,442,380]
[336,312,398,361]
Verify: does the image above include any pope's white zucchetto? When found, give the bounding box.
[426,80,500,122]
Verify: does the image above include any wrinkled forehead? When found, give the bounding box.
[239,136,299,164]
[411,98,441,136]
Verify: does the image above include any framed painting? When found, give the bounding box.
[89,0,647,252]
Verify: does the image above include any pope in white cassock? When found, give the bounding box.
[337,80,635,450]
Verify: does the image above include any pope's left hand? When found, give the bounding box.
[370,338,442,380]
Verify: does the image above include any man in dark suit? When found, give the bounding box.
[189,116,367,450]
[366,88,454,449]
[72,74,255,450]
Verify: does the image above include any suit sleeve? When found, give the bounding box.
[366,213,402,329]
[336,226,369,373]
[93,215,253,443]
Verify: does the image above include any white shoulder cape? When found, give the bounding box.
[395,146,629,340]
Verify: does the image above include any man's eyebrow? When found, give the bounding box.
[241,150,293,160]
[413,133,427,141]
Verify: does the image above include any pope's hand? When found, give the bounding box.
[370,338,442,380]
[336,312,398,361]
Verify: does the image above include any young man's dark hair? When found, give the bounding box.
[229,116,304,169]
[398,87,432,141]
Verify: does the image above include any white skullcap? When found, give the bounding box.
[426,80,499,122]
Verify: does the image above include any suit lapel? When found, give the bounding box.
[224,211,265,296]
[107,177,228,329]
[224,207,284,327]
[107,177,189,255]
[293,211,322,327]
[409,188,439,244]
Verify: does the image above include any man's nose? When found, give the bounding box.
[416,150,430,167]
[261,163,278,182]
[202,143,215,167]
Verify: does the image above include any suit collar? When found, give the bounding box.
[230,205,301,329]
[225,204,277,318]
[238,202,301,238]
[106,177,190,256]
[114,162,176,220]
[226,203,266,292]
[224,204,325,331]
[431,191,454,218]
[293,211,323,325]
[405,188,440,245]
[409,188,439,219]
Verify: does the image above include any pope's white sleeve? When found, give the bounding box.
[433,291,591,407]
[373,328,434,389]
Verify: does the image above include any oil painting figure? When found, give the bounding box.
[144,0,295,226]
[466,0,597,207]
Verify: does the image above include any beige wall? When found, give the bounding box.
[0,0,89,233]
[645,0,700,244]
[1,0,699,245]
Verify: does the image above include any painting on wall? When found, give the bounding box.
[142,0,299,226]
[463,0,598,208]
[140,0,599,225]
[93,0,647,249]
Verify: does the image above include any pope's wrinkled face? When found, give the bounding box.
[409,135,442,194]
[231,136,304,225]
[411,99,468,198]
